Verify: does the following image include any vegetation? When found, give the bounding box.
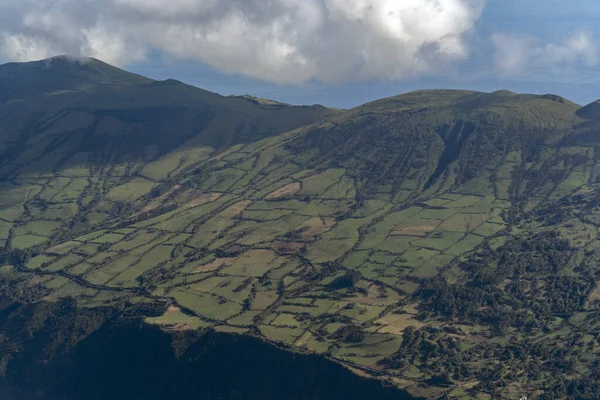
[1,58,600,399]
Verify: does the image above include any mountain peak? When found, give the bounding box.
[1,55,150,83]
[3,55,121,75]
[0,55,152,101]
[577,100,600,119]
[41,54,97,65]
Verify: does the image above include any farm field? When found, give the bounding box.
[2,58,600,400]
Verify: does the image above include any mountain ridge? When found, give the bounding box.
[5,56,598,109]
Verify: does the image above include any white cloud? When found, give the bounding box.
[492,31,598,76]
[80,26,145,66]
[2,0,596,84]
[0,0,485,84]
[0,33,58,61]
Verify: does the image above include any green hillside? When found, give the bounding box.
[2,57,600,400]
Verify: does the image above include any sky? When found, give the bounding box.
[0,0,598,108]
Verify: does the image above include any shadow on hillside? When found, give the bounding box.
[2,318,417,400]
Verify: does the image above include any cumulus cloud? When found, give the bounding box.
[0,33,58,62]
[492,31,598,76]
[0,0,485,84]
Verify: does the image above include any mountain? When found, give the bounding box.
[577,99,600,120]
[1,57,600,400]
[0,55,332,172]
[0,55,152,99]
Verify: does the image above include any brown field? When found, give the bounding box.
[221,249,284,277]
[348,284,403,306]
[294,331,315,348]
[291,169,316,180]
[146,306,202,332]
[375,312,425,335]
[28,275,53,286]
[296,217,336,241]
[223,200,253,216]
[271,240,306,255]
[140,184,182,213]
[214,144,243,160]
[192,257,237,274]
[184,192,223,209]
[252,290,279,310]
[438,214,489,232]
[265,182,301,200]
[392,223,440,237]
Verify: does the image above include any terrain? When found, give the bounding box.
[2,56,600,400]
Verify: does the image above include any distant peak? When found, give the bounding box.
[0,55,152,96]
[491,90,517,96]
[577,100,600,119]
[45,54,96,64]
[34,55,104,72]
[229,94,289,107]
[9,55,99,70]
[540,94,568,103]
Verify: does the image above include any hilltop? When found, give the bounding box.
[1,57,600,400]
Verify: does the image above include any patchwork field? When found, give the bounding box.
[2,78,600,400]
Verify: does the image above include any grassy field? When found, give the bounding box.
[3,81,600,400]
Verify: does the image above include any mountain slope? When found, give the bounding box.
[0,55,152,101]
[0,57,333,246]
[2,58,600,400]
[577,99,600,120]
[0,55,332,154]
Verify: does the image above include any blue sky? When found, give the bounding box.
[1,0,599,108]
[127,0,600,108]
